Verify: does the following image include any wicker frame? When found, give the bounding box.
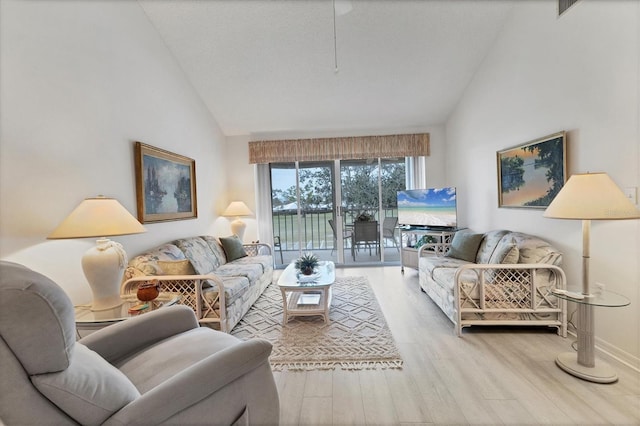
[122,274,227,331]
[453,263,567,337]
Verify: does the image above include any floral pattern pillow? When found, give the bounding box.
[173,237,218,275]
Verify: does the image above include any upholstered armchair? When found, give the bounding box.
[0,261,279,425]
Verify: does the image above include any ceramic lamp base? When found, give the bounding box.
[230,218,247,242]
[82,238,126,311]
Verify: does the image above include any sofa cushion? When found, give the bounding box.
[217,262,263,284]
[227,254,272,273]
[201,235,229,266]
[476,230,510,263]
[488,238,519,264]
[31,344,140,425]
[219,235,248,262]
[115,327,240,394]
[127,244,187,276]
[509,232,562,265]
[202,271,250,306]
[157,259,196,275]
[445,232,483,262]
[173,237,219,275]
[431,266,480,297]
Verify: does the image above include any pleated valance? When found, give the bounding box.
[248,133,429,164]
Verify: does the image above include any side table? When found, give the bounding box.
[553,290,629,383]
[74,292,182,335]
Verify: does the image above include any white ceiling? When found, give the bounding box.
[139,0,515,136]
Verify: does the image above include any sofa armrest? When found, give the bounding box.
[79,305,198,363]
[122,274,227,331]
[453,263,567,337]
[103,339,275,425]
[243,243,272,256]
[417,242,450,257]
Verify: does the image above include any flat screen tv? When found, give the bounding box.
[397,187,457,229]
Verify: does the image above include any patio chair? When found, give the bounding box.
[273,235,284,263]
[383,216,399,251]
[328,219,352,255]
[351,220,380,260]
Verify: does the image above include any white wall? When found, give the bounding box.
[0,0,228,304]
[446,0,640,364]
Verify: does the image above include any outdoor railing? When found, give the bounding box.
[272,208,397,252]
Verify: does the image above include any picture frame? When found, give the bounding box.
[134,142,197,223]
[497,131,567,209]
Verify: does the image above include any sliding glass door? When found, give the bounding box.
[271,162,336,266]
[270,158,405,267]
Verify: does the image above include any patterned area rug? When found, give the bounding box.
[231,276,403,371]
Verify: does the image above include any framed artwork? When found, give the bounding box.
[134,142,197,223]
[497,131,567,209]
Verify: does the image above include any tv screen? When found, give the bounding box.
[397,187,457,228]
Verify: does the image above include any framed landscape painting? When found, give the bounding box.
[134,142,197,223]
[497,131,567,209]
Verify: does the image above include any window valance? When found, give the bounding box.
[248,133,429,164]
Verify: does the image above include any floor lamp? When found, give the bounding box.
[223,201,254,242]
[544,172,639,383]
[48,196,146,311]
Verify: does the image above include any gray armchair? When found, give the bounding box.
[0,261,279,425]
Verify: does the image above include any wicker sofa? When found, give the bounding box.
[122,235,273,332]
[418,230,567,337]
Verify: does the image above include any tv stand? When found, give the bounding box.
[399,228,458,273]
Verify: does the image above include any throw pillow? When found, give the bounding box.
[31,344,140,425]
[157,259,196,275]
[445,232,484,262]
[219,235,248,262]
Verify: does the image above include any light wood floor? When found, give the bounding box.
[271,266,640,425]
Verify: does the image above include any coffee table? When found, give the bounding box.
[277,261,335,324]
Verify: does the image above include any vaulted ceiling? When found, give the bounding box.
[139,1,515,136]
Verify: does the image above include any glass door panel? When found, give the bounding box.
[271,163,298,267]
[340,159,381,263]
[270,162,336,267]
[380,158,406,263]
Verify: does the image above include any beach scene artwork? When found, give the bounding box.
[397,188,457,227]
[497,132,566,208]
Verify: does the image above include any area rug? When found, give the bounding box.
[231,276,403,371]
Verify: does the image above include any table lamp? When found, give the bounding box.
[48,196,146,311]
[223,201,253,241]
[544,172,640,382]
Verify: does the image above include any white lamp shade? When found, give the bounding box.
[543,173,640,220]
[48,196,145,310]
[222,201,254,217]
[48,196,146,239]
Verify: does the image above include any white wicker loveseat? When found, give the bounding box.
[418,230,567,337]
[121,235,273,332]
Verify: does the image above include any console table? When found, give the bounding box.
[553,290,629,383]
[399,227,456,273]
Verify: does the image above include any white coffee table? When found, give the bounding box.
[277,261,335,324]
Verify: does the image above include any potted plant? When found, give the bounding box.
[355,212,374,222]
[295,253,320,275]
